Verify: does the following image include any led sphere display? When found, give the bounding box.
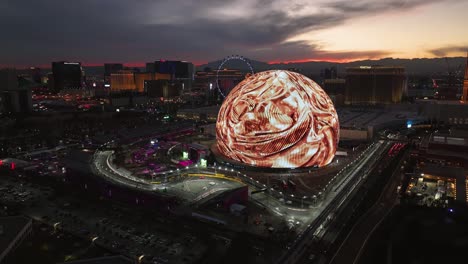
[216,70,339,168]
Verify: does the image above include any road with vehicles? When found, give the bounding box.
[276,140,391,264]
[328,145,408,264]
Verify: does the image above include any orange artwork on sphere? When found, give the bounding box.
[216,70,339,168]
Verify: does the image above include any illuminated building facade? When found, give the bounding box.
[110,71,171,93]
[345,66,406,105]
[135,73,170,92]
[110,70,136,92]
[216,70,339,168]
[51,61,83,92]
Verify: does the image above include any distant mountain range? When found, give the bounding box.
[27,57,467,77]
[196,57,467,76]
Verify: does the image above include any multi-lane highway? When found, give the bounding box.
[328,145,408,264]
[276,140,391,264]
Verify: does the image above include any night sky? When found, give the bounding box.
[1,0,468,67]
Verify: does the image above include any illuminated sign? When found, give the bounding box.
[182,151,189,160]
[64,62,80,65]
[216,70,339,168]
[200,158,207,168]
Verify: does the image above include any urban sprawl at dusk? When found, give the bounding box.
[1,1,468,264]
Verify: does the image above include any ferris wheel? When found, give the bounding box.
[216,55,255,98]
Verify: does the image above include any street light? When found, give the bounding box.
[53,222,61,231]
[301,196,307,208]
[279,192,285,203]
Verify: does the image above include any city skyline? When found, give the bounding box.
[1,0,468,67]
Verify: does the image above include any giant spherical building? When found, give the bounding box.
[216,70,339,168]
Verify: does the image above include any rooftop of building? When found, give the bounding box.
[337,107,420,129]
[420,164,466,203]
[430,129,468,146]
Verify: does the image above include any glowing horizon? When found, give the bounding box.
[1,0,467,68]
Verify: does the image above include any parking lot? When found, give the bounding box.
[7,221,113,264]
[23,199,207,264]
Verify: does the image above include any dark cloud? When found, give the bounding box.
[0,0,450,67]
[428,45,468,57]
[326,0,440,13]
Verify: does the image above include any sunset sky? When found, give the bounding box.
[1,0,468,67]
